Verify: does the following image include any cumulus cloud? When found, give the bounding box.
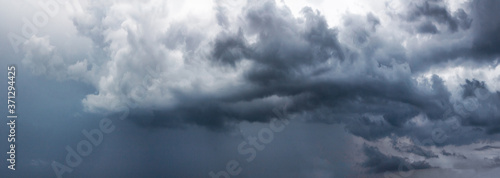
[14,0,500,175]
[22,36,66,79]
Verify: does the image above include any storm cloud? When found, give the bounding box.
[3,0,500,176]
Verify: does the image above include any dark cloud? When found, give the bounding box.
[475,145,500,151]
[394,144,438,159]
[213,2,459,148]
[402,0,471,33]
[461,79,486,98]
[403,0,500,72]
[362,144,432,173]
[4,0,500,177]
[124,0,500,150]
[212,1,343,84]
[60,0,499,153]
[470,0,500,58]
[212,28,250,66]
[417,20,439,34]
[339,75,451,142]
[458,80,500,135]
[441,150,467,159]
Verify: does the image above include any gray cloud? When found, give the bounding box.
[404,0,500,72]
[394,144,439,159]
[417,20,439,34]
[5,0,500,176]
[441,150,467,159]
[402,0,471,33]
[475,145,500,151]
[362,144,432,173]
[52,0,500,152]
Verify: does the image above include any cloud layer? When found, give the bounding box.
[14,0,500,175]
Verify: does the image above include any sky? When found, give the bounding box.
[1,0,500,177]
